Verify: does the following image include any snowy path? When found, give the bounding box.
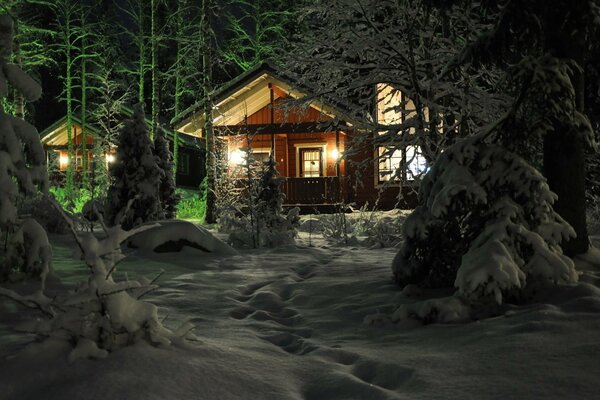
[1,233,600,399]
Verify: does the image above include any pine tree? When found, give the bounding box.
[105,103,164,230]
[0,13,45,225]
[0,13,48,279]
[154,132,180,219]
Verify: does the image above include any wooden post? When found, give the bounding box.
[269,83,276,159]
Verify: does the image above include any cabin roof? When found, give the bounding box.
[40,108,201,148]
[171,62,356,137]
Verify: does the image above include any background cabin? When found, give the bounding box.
[40,109,205,189]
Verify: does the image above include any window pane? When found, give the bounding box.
[378,146,402,182]
[302,149,321,177]
[405,145,428,180]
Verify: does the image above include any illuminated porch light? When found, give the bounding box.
[59,155,69,165]
[331,148,339,159]
[106,154,115,163]
[229,149,244,165]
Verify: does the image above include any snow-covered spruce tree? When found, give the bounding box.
[105,103,164,230]
[255,155,299,247]
[0,14,49,280]
[154,132,180,219]
[392,133,578,306]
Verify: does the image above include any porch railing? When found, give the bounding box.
[282,177,342,205]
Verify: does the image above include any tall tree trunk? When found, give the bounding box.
[543,62,589,256]
[13,19,24,119]
[80,19,88,188]
[138,0,145,104]
[150,0,158,140]
[65,16,75,200]
[172,0,184,176]
[544,13,589,256]
[202,0,217,224]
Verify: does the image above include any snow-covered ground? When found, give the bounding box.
[1,227,600,400]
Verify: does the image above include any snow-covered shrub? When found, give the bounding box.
[393,135,578,305]
[353,207,404,248]
[1,219,52,281]
[320,210,353,241]
[219,155,299,248]
[0,204,187,361]
[105,103,164,230]
[154,133,180,219]
[18,194,69,233]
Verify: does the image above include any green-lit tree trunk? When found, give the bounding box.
[138,0,145,103]
[171,0,185,175]
[80,14,88,188]
[64,9,75,200]
[202,0,216,224]
[150,0,158,139]
[12,18,24,119]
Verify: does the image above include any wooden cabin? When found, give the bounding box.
[40,110,204,189]
[172,63,429,210]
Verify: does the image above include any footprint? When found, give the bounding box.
[260,332,318,355]
[291,265,316,281]
[314,348,360,365]
[228,306,255,320]
[351,360,415,390]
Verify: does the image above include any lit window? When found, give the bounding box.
[405,145,428,181]
[377,145,428,183]
[378,147,402,182]
[301,148,322,177]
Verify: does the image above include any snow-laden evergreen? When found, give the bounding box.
[2,218,52,281]
[105,103,164,229]
[154,133,180,219]
[393,134,578,306]
[0,14,46,228]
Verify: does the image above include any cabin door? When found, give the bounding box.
[299,148,323,177]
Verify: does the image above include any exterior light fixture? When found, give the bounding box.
[106,154,115,163]
[229,149,244,165]
[59,155,69,165]
[331,148,339,159]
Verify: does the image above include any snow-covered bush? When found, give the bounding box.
[393,135,578,305]
[320,210,353,242]
[0,204,188,361]
[219,155,299,248]
[1,218,52,281]
[18,194,69,233]
[105,103,164,230]
[352,207,404,248]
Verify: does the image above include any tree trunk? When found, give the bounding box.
[150,0,158,140]
[543,71,589,256]
[202,0,217,224]
[543,8,590,256]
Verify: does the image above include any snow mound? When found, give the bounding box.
[128,220,238,255]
